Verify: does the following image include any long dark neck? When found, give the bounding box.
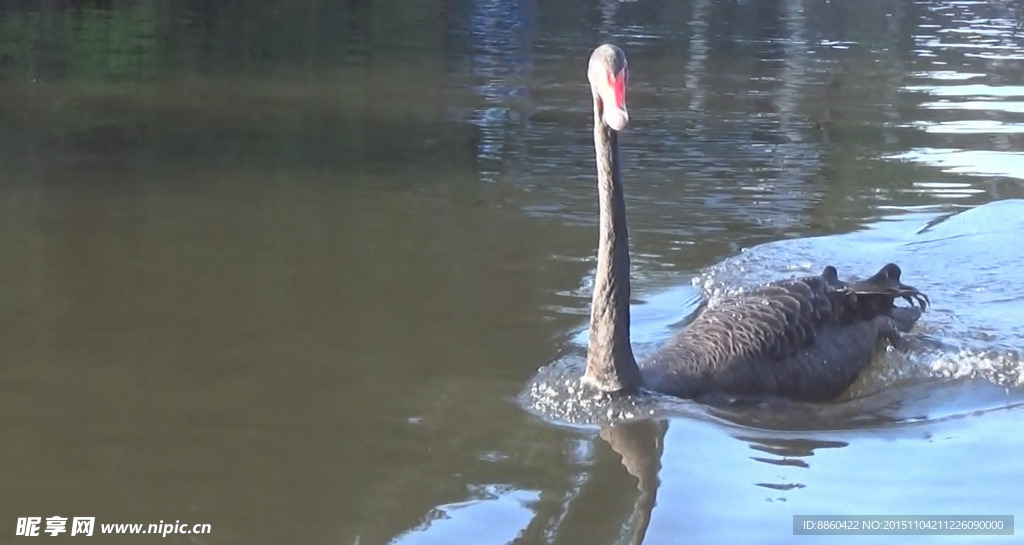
[582,103,640,393]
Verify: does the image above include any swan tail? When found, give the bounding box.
[843,263,929,309]
[831,263,929,329]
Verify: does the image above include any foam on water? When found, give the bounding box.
[519,354,683,426]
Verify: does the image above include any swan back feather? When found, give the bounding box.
[641,263,928,401]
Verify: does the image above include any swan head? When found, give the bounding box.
[588,44,629,131]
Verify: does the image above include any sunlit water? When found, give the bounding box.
[1,1,1023,545]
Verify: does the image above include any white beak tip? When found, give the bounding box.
[604,109,629,131]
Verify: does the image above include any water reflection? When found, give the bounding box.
[390,486,540,545]
[597,419,665,545]
[891,0,1024,189]
[446,0,535,183]
[384,418,665,545]
[490,380,1024,545]
[892,148,1024,181]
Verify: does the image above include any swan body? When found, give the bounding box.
[580,44,929,402]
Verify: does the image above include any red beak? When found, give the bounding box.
[599,69,629,131]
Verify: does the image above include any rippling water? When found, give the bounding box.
[1,1,1022,544]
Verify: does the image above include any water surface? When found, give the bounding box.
[1,1,1022,544]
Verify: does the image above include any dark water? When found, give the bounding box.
[1,1,1023,544]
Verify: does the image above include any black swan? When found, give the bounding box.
[581,44,929,402]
